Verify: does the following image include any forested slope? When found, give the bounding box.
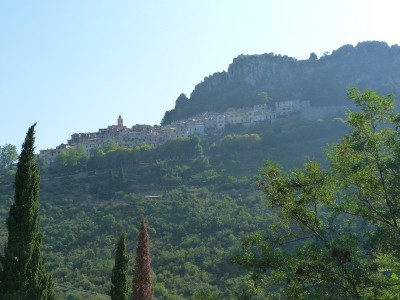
[0,115,348,299]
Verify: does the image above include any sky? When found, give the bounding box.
[1,0,399,153]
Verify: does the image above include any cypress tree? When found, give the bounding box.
[132,216,153,300]
[110,232,129,300]
[0,124,54,300]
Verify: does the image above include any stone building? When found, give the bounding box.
[38,99,312,165]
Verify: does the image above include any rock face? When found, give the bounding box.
[161,41,400,125]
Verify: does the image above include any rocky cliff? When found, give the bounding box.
[161,41,400,125]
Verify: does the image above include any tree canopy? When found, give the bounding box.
[0,144,18,169]
[233,87,400,299]
[54,146,88,173]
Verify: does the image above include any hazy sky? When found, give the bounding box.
[1,0,399,152]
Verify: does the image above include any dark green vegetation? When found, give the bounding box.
[234,88,400,299]
[0,113,348,299]
[110,233,129,300]
[0,124,54,300]
[2,87,400,299]
[0,144,18,170]
[162,41,400,125]
[3,40,400,298]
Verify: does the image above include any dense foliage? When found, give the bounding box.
[1,44,399,298]
[0,144,18,170]
[0,112,348,299]
[233,87,400,299]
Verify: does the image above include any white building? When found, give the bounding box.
[186,123,205,136]
[251,104,277,124]
[38,100,312,165]
[38,143,70,165]
[274,100,310,116]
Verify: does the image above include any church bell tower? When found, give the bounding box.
[117,115,123,127]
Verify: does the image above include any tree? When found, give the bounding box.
[194,289,217,300]
[0,144,18,169]
[110,233,129,300]
[0,124,54,299]
[36,156,49,174]
[157,136,203,159]
[257,91,272,106]
[132,216,153,300]
[233,87,400,299]
[309,52,318,60]
[117,166,125,189]
[103,140,120,153]
[87,146,106,170]
[54,146,88,173]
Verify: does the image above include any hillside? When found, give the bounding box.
[0,117,348,299]
[3,41,396,299]
[162,41,400,124]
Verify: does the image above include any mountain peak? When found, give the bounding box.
[161,41,400,125]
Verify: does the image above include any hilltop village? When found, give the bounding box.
[38,99,309,164]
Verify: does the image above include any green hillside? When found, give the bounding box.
[0,115,347,299]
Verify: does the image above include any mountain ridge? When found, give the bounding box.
[162,41,400,125]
